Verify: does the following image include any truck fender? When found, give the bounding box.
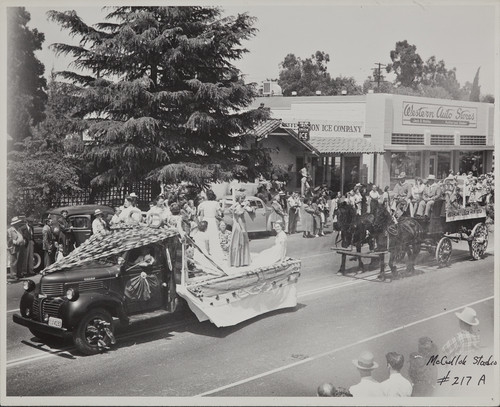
[19,291,36,317]
[61,292,126,330]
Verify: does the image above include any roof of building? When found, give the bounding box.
[309,136,384,155]
[248,118,282,139]
[248,119,320,155]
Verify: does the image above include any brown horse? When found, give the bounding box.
[335,200,423,278]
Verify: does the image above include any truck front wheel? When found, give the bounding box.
[73,308,115,355]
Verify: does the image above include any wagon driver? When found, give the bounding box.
[390,172,411,217]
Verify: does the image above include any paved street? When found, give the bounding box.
[5,225,496,400]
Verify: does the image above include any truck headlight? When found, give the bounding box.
[66,287,79,301]
[23,280,36,292]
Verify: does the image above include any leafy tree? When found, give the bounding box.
[362,76,394,94]
[278,51,333,95]
[7,139,82,218]
[7,7,48,144]
[278,51,362,96]
[386,40,424,89]
[481,94,494,103]
[422,56,461,99]
[331,76,363,95]
[47,6,269,188]
[470,67,481,102]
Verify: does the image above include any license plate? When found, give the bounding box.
[48,317,62,328]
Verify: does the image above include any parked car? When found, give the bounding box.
[13,227,301,355]
[33,205,115,271]
[220,195,272,233]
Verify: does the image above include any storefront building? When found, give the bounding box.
[249,93,494,192]
[365,94,495,188]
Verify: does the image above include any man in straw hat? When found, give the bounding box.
[390,172,411,216]
[442,307,480,357]
[416,174,442,218]
[7,216,25,280]
[349,351,384,397]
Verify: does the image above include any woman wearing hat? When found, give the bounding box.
[120,195,142,225]
[92,209,108,235]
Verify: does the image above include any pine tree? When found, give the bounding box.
[47,6,269,187]
[7,7,48,144]
[469,67,481,102]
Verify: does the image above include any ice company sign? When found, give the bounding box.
[281,120,363,136]
[402,101,477,128]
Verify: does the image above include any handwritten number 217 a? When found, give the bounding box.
[452,376,472,386]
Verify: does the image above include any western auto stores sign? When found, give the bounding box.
[402,101,477,128]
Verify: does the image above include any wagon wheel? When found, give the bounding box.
[468,222,489,260]
[435,237,452,267]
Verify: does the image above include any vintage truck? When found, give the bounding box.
[13,226,301,355]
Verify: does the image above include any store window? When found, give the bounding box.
[390,152,421,179]
[459,151,484,176]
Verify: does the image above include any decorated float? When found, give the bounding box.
[13,226,301,354]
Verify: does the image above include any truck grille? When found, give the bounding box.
[41,282,64,297]
[32,298,41,321]
[79,280,104,292]
[31,298,63,321]
[43,298,63,318]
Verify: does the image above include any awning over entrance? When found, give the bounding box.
[309,136,385,155]
[249,119,320,155]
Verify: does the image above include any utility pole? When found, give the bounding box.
[372,63,386,90]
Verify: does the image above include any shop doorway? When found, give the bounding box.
[429,155,437,177]
[343,156,360,192]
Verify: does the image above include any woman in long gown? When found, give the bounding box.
[229,194,253,267]
[302,197,315,238]
[252,221,287,268]
[197,189,224,263]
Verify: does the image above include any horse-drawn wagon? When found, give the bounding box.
[333,196,489,280]
[414,200,489,267]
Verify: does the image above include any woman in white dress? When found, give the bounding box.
[197,190,224,263]
[252,221,287,268]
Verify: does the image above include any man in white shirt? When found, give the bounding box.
[380,352,413,397]
[349,351,384,397]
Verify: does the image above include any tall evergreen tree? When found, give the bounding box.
[47,6,269,187]
[7,7,48,144]
[469,67,481,102]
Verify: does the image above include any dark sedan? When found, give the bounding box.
[32,205,115,271]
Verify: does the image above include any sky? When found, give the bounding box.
[24,1,497,96]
